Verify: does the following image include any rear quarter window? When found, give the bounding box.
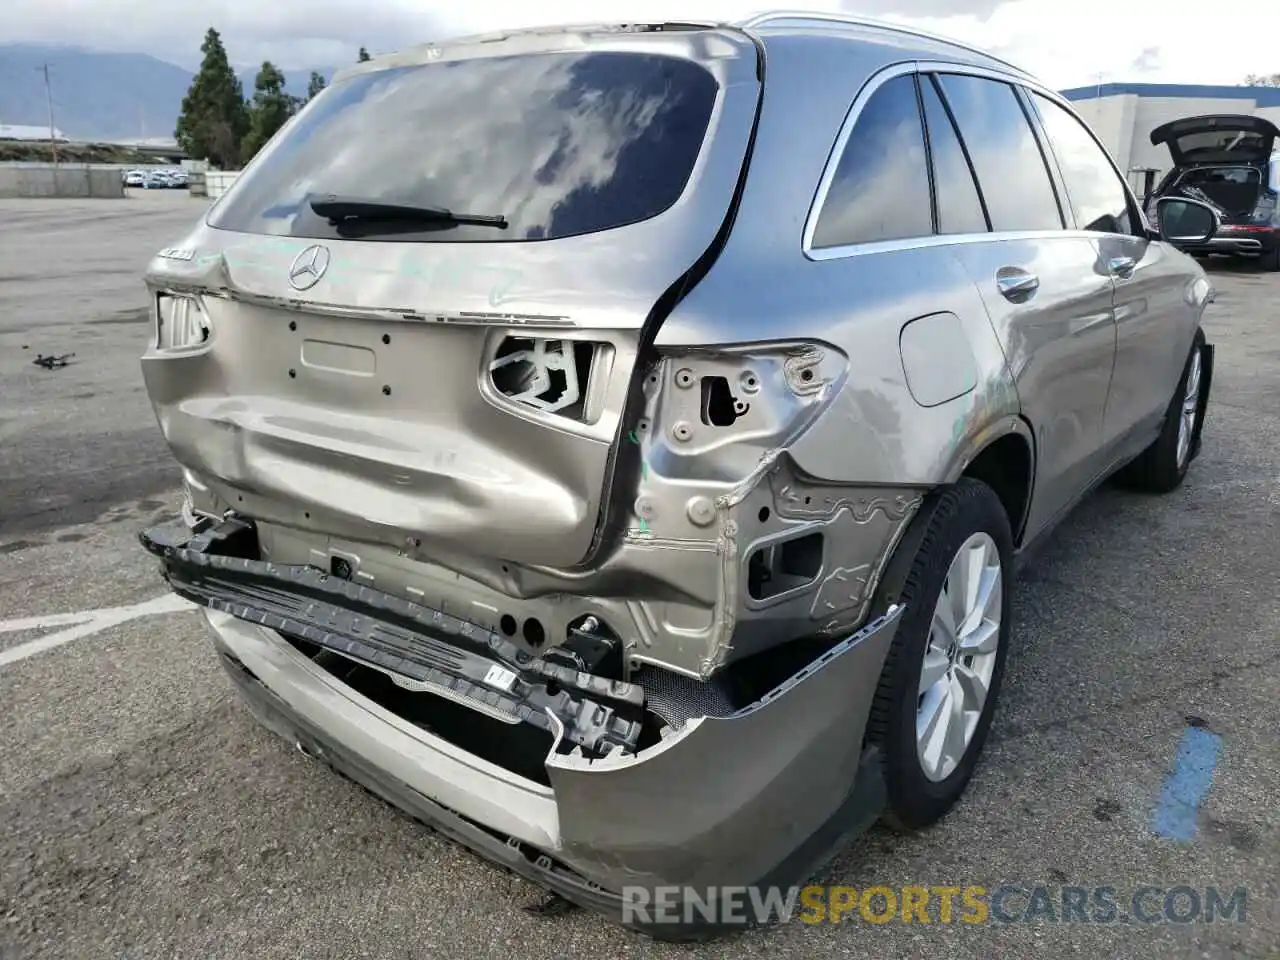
[207,51,720,243]
[811,73,933,249]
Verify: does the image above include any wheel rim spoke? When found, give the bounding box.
[958,618,999,656]
[919,646,951,696]
[941,674,969,772]
[917,682,953,779]
[953,661,989,708]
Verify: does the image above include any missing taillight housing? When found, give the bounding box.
[488,336,602,421]
[155,293,210,350]
[1251,190,1277,224]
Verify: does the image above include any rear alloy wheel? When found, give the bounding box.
[866,479,1013,830]
[1261,246,1280,273]
[1175,347,1203,472]
[1115,330,1207,493]
[916,532,1003,782]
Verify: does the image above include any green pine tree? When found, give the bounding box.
[175,28,249,169]
[306,71,327,101]
[241,61,299,162]
[358,46,371,62]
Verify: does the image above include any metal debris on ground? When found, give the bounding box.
[32,353,75,369]
[521,892,579,918]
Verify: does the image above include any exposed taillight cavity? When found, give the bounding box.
[155,293,211,351]
[488,336,611,422]
[1251,190,1277,223]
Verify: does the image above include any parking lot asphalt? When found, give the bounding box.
[0,191,1276,960]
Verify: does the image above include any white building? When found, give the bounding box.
[1061,83,1280,195]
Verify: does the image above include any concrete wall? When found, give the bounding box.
[0,164,124,199]
[187,169,238,199]
[204,171,241,200]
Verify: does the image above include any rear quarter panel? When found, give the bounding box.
[658,31,1024,487]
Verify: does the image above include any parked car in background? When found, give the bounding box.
[123,169,146,187]
[136,11,1220,938]
[1146,114,1280,271]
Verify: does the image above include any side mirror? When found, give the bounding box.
[1154,196,1219,246]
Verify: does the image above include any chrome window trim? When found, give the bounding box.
[805,228,1120,262]
[735,10,1032,77]
[802,59,1150,262]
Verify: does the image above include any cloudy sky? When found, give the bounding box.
[2,0,1277,89]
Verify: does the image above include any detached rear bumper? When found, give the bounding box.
[142,517,904,937]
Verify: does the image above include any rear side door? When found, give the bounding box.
[926,70,1118,539]
[1026,90,1195,451]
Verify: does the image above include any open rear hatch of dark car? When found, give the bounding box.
[1150,114,1279,221]
[1150,114,1278,167]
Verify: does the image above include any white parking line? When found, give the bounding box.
[0,593,196,668]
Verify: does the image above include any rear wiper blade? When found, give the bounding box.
[309,194,507,228]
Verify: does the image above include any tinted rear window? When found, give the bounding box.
[1179,167,1261,185]
[811,74,933,248]
[208,52,720,243]
[1172,131,1270,161]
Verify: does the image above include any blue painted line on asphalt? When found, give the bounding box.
[1152,725,1221,842]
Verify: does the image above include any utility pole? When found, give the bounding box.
[38,64,58,164]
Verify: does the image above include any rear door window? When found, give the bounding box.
[934,74,1064,232]
[919,75,989,235]
[811,74,933,249]
[207,51,721,242]
[1029,92,1135,235]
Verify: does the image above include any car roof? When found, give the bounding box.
[332,9,1029,82]
[736,10,1031,76]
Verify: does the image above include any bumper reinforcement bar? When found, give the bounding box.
[140,517,645,757]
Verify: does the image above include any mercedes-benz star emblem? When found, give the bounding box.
[288,244,331,291]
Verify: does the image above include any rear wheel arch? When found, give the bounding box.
[960,427,1035,547]
[868,422,1033,620]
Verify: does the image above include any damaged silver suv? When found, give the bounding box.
[139,11,1218,937]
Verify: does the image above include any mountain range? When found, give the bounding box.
[0,44,334,142]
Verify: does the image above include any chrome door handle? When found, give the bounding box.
[1108,256,1137,278]
[996,269,1040,300]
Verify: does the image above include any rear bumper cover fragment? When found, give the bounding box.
[213,630,889,941]
[139,516,644,756]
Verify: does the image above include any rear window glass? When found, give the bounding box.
[207,51,720,243]
[1173,131,1270,160]
[1178,167,1261,185]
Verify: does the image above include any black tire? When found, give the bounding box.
[864,478,1013,831]
[1114,330,1207,494]
[1260,246,1280,273]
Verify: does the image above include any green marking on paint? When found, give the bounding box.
[627,430,640,444]
[641,461,650,481]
